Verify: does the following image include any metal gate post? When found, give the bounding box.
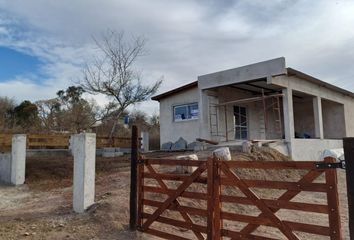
[130,125,138,231]
[344,138,354,239]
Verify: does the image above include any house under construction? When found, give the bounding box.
[152,57,354,160]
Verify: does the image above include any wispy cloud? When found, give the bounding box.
[0,0,354,113]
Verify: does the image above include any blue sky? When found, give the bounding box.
[0,0,354,114]
[0,47,43,81]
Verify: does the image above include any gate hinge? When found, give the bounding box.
[315,160,346,170]
[137,159,145,164]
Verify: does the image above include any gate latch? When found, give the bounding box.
[315,160,346,170]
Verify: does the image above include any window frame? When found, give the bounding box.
[173,102,199,122]
[234,105,248,140]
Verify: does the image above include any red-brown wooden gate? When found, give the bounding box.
[137,157,342,239]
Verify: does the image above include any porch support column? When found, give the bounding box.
[72,133,96,213]
[199,89,210,140]
[313,96,324,139]
[282,88,294,142]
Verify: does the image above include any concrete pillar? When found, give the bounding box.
[72,133,96,213]
[198,89,210,139]
[141,131,149,152]
[313,96,324,139]
[11,134,26,185]
[282,88,295,142]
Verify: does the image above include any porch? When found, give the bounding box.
[198,78,345,160]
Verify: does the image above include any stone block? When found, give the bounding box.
[213,147,231,161]
[161,141,173,150]
[175,154,198,174]
[171,137,187,151]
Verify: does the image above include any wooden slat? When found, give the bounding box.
[137,157,144,228]
[144,172,208,184]
[284,221,330,236]
[144,228,191,240]
[222,160,318,169]
[221,229,278,240]
[143,199,208,217]
[144,158,207,166]
[0,134,131,149]
[221,212,331,237]
[324,157,342,240]
[207,157,214,240]
[221,178,328,192]
[142,213,207,233]
[221,211,275,226]
[143,186,208,200]
[220,195,328,214]
[213,157,222,240]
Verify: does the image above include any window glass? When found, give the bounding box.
[234,106,248,140]
[174,103,198,121]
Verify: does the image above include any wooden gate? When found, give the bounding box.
[137,157,342,239]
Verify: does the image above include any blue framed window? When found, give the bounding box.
[173,103,198,122]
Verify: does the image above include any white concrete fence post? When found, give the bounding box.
[11,134,27,185]
[72,133,96,213]
[141,131,149,152]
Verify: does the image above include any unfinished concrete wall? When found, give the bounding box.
[159,86,199,145]
[321,99,346,139]
[217,87,263,141]
[215,87,283,141]
[271,75,354,138]
[198,58,286,90]
[0,153,11,183]
[0,135,27,185]
[291,139,343,161]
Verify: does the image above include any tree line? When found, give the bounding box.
[0,30,162,143]
[0,86,159,137]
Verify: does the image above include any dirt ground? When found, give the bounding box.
[0,149,350,239]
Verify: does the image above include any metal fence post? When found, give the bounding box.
[130,125,138,231]
[344,138,354,239]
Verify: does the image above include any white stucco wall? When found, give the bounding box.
[159,87,200,145]
[291,139,343,161]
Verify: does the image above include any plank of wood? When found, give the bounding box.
[222,160,318,170]
[220,178,328,192]
[284,221,330,236]
[143,199,208,217]
[221,229,279,240]
[142,212,207,234]
[143,172,207,184]
[144,228,191,240]
[324,157,342,240]
[143,186,208,200]
[207,157,214,240]
[145,158,206,166]
[220,195,328,214]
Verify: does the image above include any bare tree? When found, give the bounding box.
[81,30,162,138]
